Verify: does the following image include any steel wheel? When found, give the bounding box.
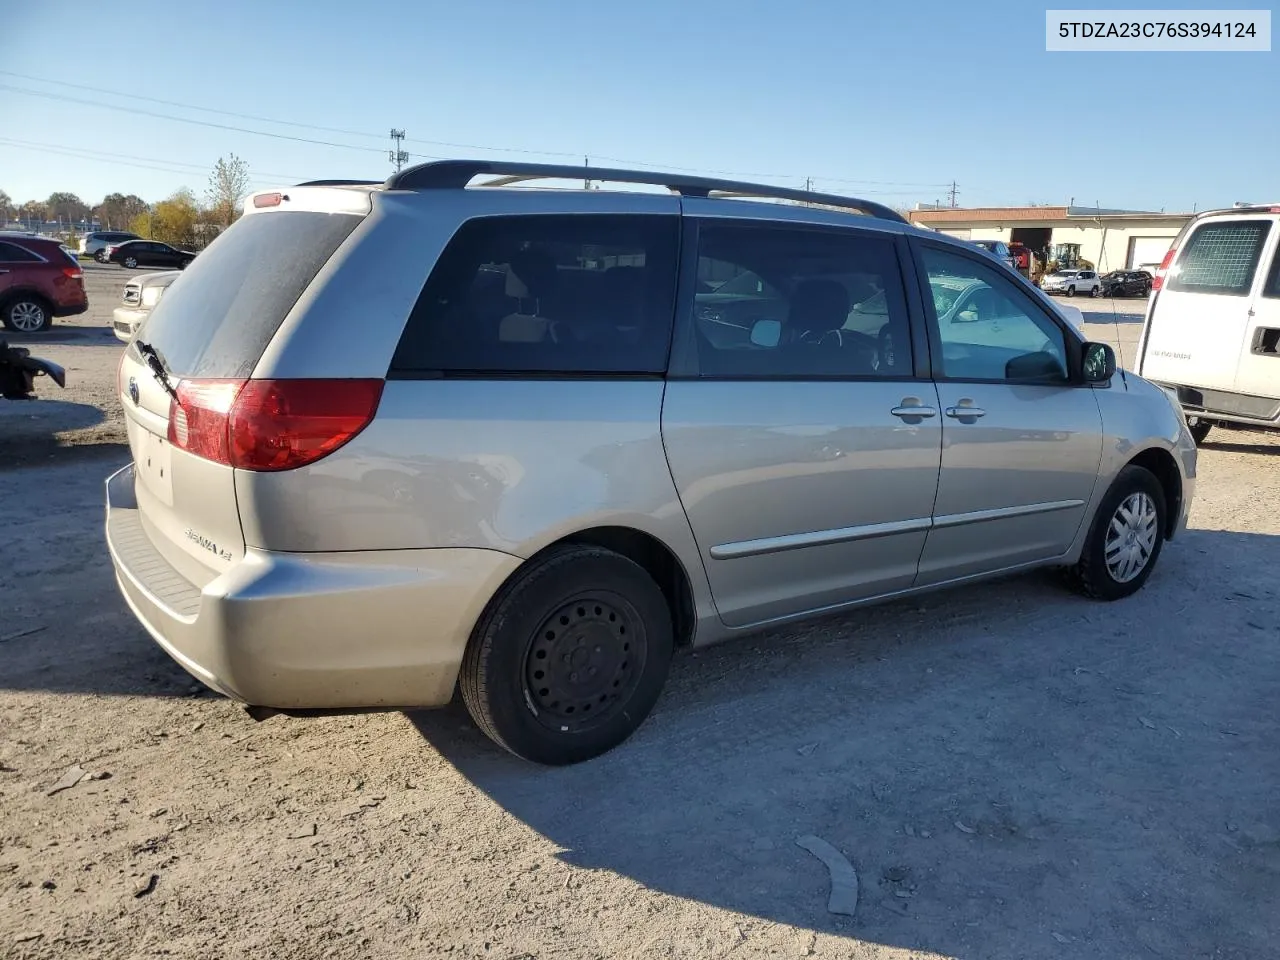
[8,300,48,332]
[1104,491,1159,583]
[524,593,646,733]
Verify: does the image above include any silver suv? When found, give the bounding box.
[105,161,1197,764]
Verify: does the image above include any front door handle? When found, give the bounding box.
[945,400,987,421]
[890,398,938,421]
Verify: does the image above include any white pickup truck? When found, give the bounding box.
[112,271,181,343]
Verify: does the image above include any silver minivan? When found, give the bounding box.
[105,161,1196,764]
[1138,203,1280,444]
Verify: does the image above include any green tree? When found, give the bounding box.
[94,193,149,231]
[0,189,12,222]
[45,191,89,224]
[206,154,250,227]
[150,189,199,247]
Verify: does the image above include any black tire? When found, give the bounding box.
[93,250,108,263]
[1187,416,1212,445]
[1067,465,1167,601]
[123,256,138,269]
[2,295,53,333]
[1090,285,1101,298]
[1066,286,1076,297]
[459,545,674,765]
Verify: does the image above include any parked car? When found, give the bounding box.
[971,239,1017,270]
[1041,268,1102,297]
[1137,202,1280,445]
[106,240,196,270]
[0,234,88,332]
[105,161,1196,765]
[80,231,141,262]
[1100,270,1153,298]
[112,271,182,343]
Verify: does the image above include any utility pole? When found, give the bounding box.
[946,180,959,208]
[584,156,590,191]
[389,129,408,173]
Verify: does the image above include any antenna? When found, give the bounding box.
[388,129,409,173]
[1095,202,1128,386]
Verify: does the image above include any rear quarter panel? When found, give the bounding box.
[233,380,719,623]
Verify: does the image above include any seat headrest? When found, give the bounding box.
[790,279,850,328]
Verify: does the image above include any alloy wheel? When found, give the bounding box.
[9,301,47,332]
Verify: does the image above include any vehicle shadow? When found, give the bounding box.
[1076,308,1145,325]
[3,325,118,346]
[408,528,1280,959]
[1202,436,1280,456]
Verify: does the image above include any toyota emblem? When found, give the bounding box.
[128,377,140,406]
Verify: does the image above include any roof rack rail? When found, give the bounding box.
[294,179,382,187]
[383,160,908,224]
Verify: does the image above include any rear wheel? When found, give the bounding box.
[1187,416,1212,444]
[460,545,674,765]
[2,296,52,333]
[1067,465,1166,601]
[1090,284,1101,298]
[123,255,139,269]
[93,250,108,263]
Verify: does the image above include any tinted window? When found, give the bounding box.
[1265,245,1280,299]
[0,242,41,262]
[134,211,361,378]
[1168,220,1271,296]
[392,214,678,375]
[689,222,911,378]
[923,247,1068,382]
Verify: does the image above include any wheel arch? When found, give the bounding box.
[1125,445,1182,538]
[504,526,699,649]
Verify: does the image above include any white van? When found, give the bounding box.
[1137,203,1280,443]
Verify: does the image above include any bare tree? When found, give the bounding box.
[207,154,250,227]
[93,193,149,231]
[0,189,12,223]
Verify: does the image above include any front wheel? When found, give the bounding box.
[1187,416,1212,444]
[1066,465,1166,601]
[460,545,674,765]
[1066,286,1076,297]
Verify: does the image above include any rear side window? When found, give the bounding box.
[134,211,361,378]
[391,214,679,375]
[0,241,42,262]
[1168,220,1271,296]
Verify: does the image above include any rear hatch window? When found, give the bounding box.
[1168,220,1271,296]
[134,210,362,378]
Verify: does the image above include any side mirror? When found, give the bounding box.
[1082,342,1116,382]
[750,319,782,348]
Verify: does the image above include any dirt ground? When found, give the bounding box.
[2,268,1278,959]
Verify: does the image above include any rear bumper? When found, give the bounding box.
[53,300,88,318]
[1158,381,1280,429]
[104,464,521,709]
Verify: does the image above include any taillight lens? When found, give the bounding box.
[1151,248,1177,291]
[167,378,382,471]
[62,265,83,279]
[168,380,245,464]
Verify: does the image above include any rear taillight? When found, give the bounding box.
[168,380,245,464]
[1151,248,1177,291]
[167,378,382,471]
[62,266,83,279]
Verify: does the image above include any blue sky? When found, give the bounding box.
[2,0,1274,213]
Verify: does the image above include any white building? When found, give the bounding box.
[909,205,1193,272]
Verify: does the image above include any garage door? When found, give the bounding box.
[1128,236,1173,269]
[939,228,971,239]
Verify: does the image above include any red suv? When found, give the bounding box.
[0,235,89,333]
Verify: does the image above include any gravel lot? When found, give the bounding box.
[2,265,1278,959]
